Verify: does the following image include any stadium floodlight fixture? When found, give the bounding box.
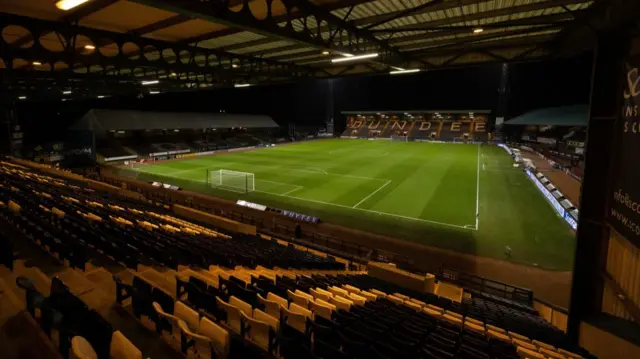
[322,51,330,55]
[232,63,239,68]
[97,95,105,99]
[234,84,251,88]
[84,45,95,50]
[55,0,90,11]
[149,91,160,94]
[63,90,72,95]
[32,61,42,66]
[389,68,420,75]
[473,28,484,33]
[142,80,159,85]
[331,53,378,63]
[18,96,27,100]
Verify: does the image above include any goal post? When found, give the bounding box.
[390,135,408,143]
[206,169,255,194]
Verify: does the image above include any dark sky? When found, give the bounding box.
[14,52,594,145]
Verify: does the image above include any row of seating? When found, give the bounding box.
[16,276,142,359]
[0,161,344,273]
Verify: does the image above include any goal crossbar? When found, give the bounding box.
[206,169,255,194]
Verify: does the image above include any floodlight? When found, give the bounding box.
[389,69,420,75]
[55,0,90,11]
[141,80,159,85]
[331,53,378,63]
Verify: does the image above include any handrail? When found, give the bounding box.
[438,267,534,306]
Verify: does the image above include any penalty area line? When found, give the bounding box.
[173,178,475,231]
[353,180,392,209]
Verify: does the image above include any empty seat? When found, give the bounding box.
[216,297,242,333]
[267,292,288,308]
[240,311,273,351]
[388,295,404,305]
[257,294,281,320]
[288,289,310,308]
[109,331,142,359]
[310,299,335,320]
[229,296,252,316]
[348,292,366,306]
[329,295,352,312]
[180,316,230,359]
[310,288,331,302]
[328,286,349,297]
[253,308,279,332]
[282,305,307,333]
[70,336,98,359]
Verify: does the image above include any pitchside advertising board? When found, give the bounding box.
[63,130,96,168]
[610,37,640,246]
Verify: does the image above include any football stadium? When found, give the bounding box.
[1,1,639,359]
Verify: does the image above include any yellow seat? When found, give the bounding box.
[464,321,485,333]
[513,338,537,351]
[216,297,242,333]
[110,331,142,359]
[287,289,310,309]
[281,306,307,333]
[70,336,97,359]
[426,304,443,313]
[240,311,272,351]
[486,324,506,333]
[309,300,334,320]
[558,348,585,359]
[533,340,556,351]
[404,300,422,312]
[387,295,404,305]
[422,307,442,318]
[516,347,545,359]
[180,317,230,359]
[257,294,282,320]
[509,331,530,342]
[487,329,511,343]
[229,296,252,317]
[329,295,352,312]
[266,292,288,309]
[310,288,331,302]
[540,348,567,359]
[369,289,387,297]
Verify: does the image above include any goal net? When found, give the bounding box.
[390,135,408,142]
[206,169,255,194]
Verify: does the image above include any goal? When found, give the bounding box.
[206,169,255,194]
[390,135,408,142]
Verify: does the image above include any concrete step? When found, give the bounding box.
[0,278,23,325]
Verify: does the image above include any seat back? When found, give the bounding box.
[309,300,334,320]
[216,297,242,333]
[329,295,352,312]
[109,331,142,359]
[266,292,288,308]
[257,294,281,320]
[240,311,272,351]
[359,291,377,301]
[328,286,348,297]
[229,296,252,317]
[70,336,98,359]
[281,306,307,333]
[253,309,280,332]
[174,301,199,332]
[199,317,230,359]
[287,289,310,309]
[289,302,313,318]
[295,289,315,302]
[348,292,366,306]
[310,288,331,302]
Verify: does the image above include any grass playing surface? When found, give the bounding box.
[119,139,576,270]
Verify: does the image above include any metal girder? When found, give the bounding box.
[178,0,377,46]
[369,12,578,33]
[363,0,445,30]
[0,12,317,87]
[129,0,408,66]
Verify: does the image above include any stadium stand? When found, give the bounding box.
[341,113,491,142]
[0,158,595,359]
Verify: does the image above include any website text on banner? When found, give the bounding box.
[610,39,640,246]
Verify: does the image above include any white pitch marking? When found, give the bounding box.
[352,180,392,209]
[476,144,481,230]
[281,185,304,196]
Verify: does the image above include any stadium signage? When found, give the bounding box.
[104,155,138,162]
[610,50,640,245]
[525,169,569,223]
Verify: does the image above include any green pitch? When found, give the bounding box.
[121,139,576,270]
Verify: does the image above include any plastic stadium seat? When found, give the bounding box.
[109,331,142,359]
[310,288,331,302]
[558,348,585,359]
[229,296,252,317]
[216,297,242,333]
[180,317,230,359]
[509,331,530,342]
[329,295,352,311]
[423,307,442,318]
[295,289,315,302]
[486,324,506,333]
[404,300,422,312]
[257,294,282,320]
[487,329,511,343]
[387,295,404,305]
[347,292,366,306]
[464,321,485,334]
[426,304,444,313]
[287,289,310,308]
[533,339,556,351]
[70,336,98,359]
[393,293,410,300]
[266,292,288,308]
[174,301,200,333]
[370,288,387,297]
[359,290,378,301]
[540,347,568,359]
[343,284,361,294]
[282,306,307,333]
[513,338,537,351]
[465,317,484,326]
[517,347,546,359]
[289,302,313,320]
[309,300,334,320]
[240,311,273,351]
[328,286,349,297]
[253,308,279,332]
